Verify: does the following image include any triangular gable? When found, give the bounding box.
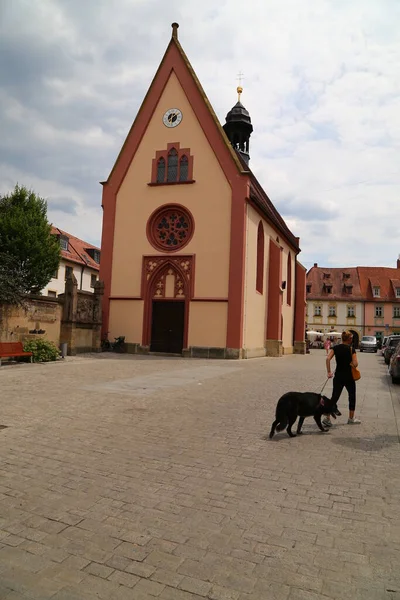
[105,25,247,194]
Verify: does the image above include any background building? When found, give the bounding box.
[42,227,100,297]
[306,259,400,345]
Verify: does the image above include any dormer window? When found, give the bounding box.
[59,235,69,251]
[343,272,351,279]
[344,284,353,294]
[306,284,312,293]
[86,248,101,264]
[323,273,331,279]
[396,288,400,298]
[324,284,332,293]
[373,286,380,297]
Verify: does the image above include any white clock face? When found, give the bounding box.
[162,108,183,128]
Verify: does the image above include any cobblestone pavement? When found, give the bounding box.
[0,349,400,600]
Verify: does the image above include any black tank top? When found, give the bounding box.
[333,343,354,378]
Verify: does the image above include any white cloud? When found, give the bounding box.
[0,0,399,268]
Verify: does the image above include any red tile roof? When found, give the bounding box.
[51,227,100,271]
[307,265,400,302]
[306,266,362,300]
[358,267,400,300]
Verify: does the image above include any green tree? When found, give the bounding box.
[0,185,61,303]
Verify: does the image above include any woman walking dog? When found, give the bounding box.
[323,330,361,427]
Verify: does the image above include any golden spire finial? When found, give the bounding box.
[236,71,244,101]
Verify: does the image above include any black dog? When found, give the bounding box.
[269,392,337,438]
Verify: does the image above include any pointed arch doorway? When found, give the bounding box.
[142,256,194,354]
[151,300,185,353]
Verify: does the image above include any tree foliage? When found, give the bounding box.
[0,185,61,304]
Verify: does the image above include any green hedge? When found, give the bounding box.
[23,339,60,362]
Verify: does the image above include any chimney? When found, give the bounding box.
[397,255,400,269]
[313,263,318,268]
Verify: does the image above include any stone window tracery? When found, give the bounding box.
[157,157,165,183]
[147,204,194,252]
[167,148,178,182]
[150,142,194,185]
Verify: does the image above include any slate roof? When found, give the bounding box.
[51,227,100,271]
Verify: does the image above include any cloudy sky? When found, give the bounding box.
[1,0,399,270]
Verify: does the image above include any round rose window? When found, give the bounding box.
[147,205,194,252]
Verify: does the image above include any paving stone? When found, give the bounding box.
[178,575,212,596]
[84,561,114,578]
[145,549,184,570]
[208,584,241,600]
[134,577,166,596]
[125,560,157,578]
[0,352,399,599]
[160,586,204,600]
[114,541,150,561]
[151,567,185,587]
[105,553,132,571]
[108,569,140,588]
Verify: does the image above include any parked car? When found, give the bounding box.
[384,336,400,365]
[381,336,389,354]
[359,336,377,353]
[389,343,400,383]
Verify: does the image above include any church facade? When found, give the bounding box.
[99,23,306,358]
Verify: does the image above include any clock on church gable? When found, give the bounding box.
[149,142,194,185]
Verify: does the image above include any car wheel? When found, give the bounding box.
[392,376,399,384]
[360,349,363,352]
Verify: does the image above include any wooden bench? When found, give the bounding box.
[0,342,33,366]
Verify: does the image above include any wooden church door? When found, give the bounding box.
[150,300,185,353]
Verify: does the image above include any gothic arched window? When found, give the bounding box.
[256,221,264,293]
[179,155,188,182]
[167,148,178,182]
[150,143,194,185]
[287,252,292,306]
[156,157,165,183]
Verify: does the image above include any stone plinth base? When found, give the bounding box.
[242,347,266,359]
[293,341,307,355]
[183,347,241,359]
[265,339,283,357]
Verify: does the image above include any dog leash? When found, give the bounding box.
[319,377,329,395]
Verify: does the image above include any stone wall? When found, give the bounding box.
[0,297,62,345]
[0,275,103,355]
[59,275,103,355]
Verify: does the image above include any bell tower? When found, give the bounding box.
[223,81,253,165]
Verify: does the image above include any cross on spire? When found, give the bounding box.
[236,71,244,101]
[237,71,244,86]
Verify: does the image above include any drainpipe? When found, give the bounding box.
[80,265,84,290]
[293,254,297,347]
[363,300,365,338]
